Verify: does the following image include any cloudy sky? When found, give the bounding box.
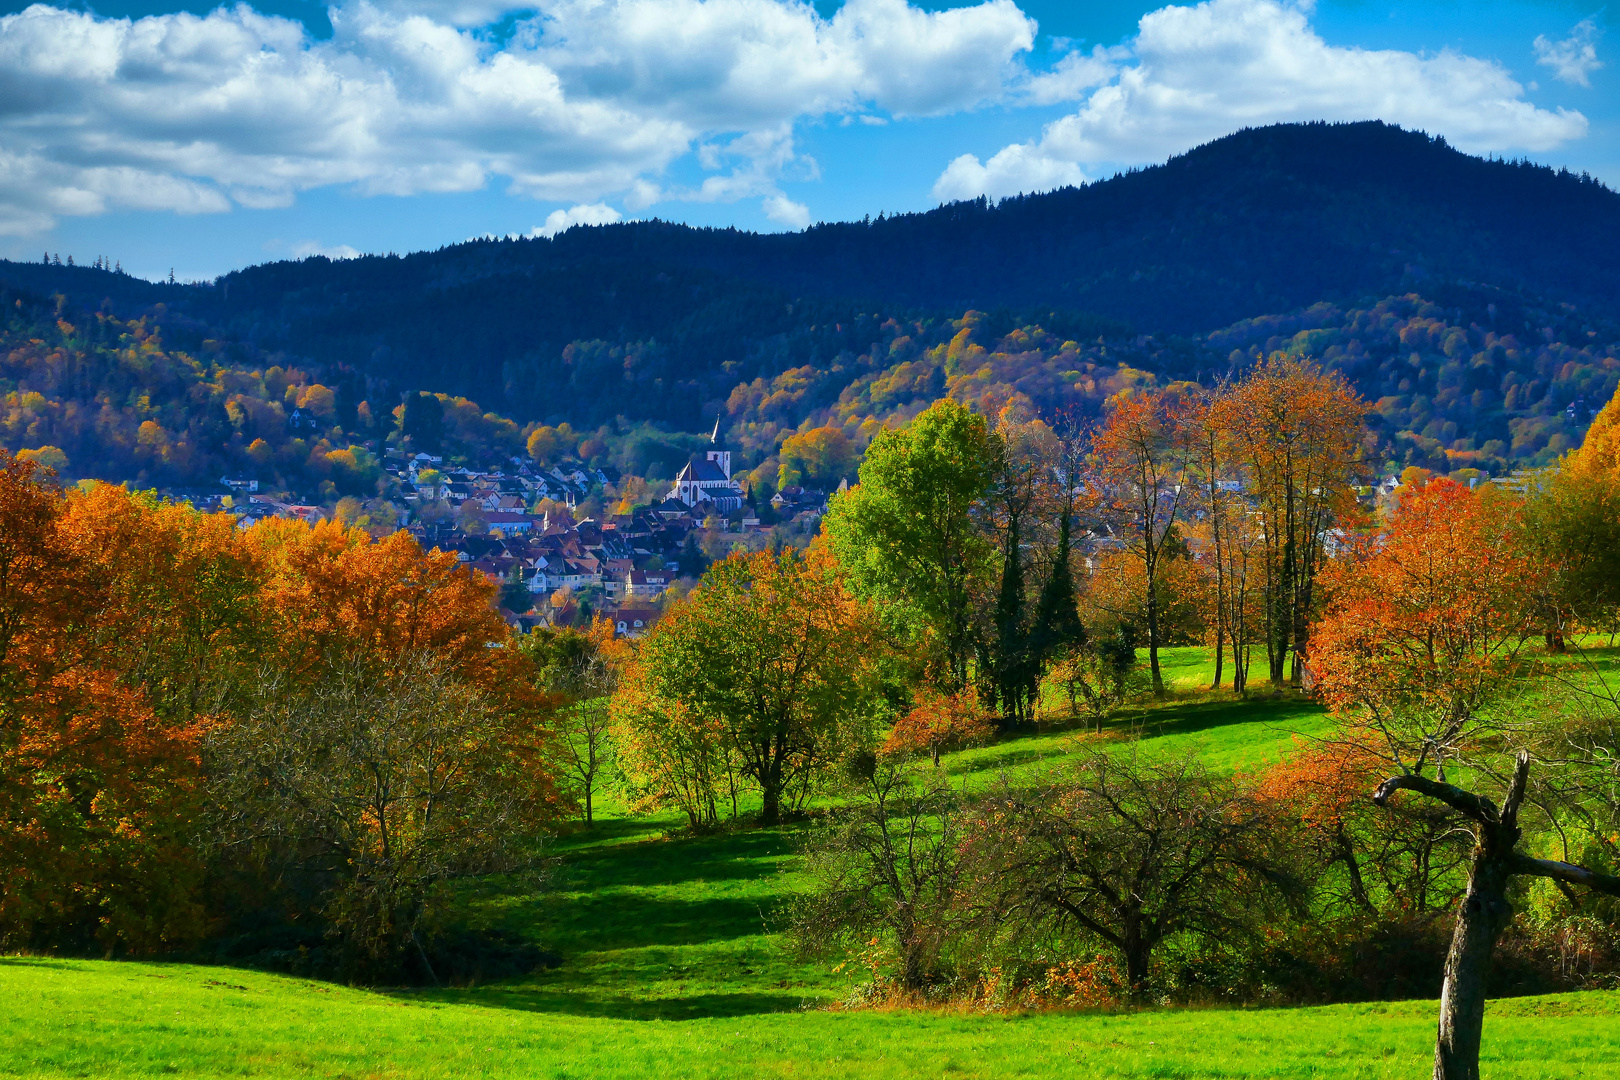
[0,0,1611,279]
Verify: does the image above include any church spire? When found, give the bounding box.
[710,415,722,443]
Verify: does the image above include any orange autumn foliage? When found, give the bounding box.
[1255,736,1385,835]
[0,458,213,952]
[0,464,562,955]
[1211,356,1367,685]
[246,517,509,670]
[1310,477,1540,761]
[1570,381,1620,479]
[238,517,559,807]
[882,688,995,765]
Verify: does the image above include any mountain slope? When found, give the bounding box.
[1,120,1617,497]
[5,121,1618,418]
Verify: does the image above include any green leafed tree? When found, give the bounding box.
[822,399,999,692]
[614,548,883,826]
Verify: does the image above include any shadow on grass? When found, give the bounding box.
[948,693,1326,777]
[1130,694,1327,740]
[0,957,97,972]
[555,829,796,892]
[425,985,813,1020]
[540,894,782,951]
[547,816,670,855]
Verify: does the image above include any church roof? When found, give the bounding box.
[676,457,730,483]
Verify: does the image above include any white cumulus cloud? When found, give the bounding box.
[935,0,1590,202]
[291,240,363,259]
[761,192,809,229]
[0,0,1036,235]
[1534,19,1603,87]
[530,202,625,237]
[934,145,1086,202]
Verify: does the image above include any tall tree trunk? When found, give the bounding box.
[759,741,784,826]
[1376,756,1534,1080]
[1122,914,1151,1002]
[1146,565,1165,699]
[1543,608,1567,654]
[900,925,925,991]
[1434,841,1517,1080]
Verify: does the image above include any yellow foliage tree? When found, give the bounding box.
[1570,383,1620,478]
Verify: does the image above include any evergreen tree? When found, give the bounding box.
[992,511,1030,726]
[1029,508,1086,664]
[401,392,445,451]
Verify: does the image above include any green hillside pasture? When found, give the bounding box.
[476,651,1339,1018]
[497,671,1333,1016]
[6,957,1620,1079]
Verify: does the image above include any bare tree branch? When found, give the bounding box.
[1372,772,1501,824]
[1511,855,1620,898]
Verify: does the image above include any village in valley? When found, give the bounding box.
[184,419,837,638]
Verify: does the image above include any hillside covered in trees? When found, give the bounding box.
[2,121,1618,494]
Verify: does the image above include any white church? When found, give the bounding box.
[667,418,745,511]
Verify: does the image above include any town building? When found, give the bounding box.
[668,418,744,511]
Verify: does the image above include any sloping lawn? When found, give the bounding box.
[7,957,1620,1079]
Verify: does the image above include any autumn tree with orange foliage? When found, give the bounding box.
[883,688,994,766]
[1256,738,1466,922]
[1312,479,1540,762]
[209,518,559,980]
[1091,388,1199,698]
[1311,477,1620,1080]
[1518,388,1620,645]
[1215,357,1366,686]
[0,460,228,954]
[778,425,856,490]
[0,463,562,976]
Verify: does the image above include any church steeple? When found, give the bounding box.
[705,416,731,479]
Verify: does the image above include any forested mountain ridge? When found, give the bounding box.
[2,120,1618,494]
[3,270,1614,495]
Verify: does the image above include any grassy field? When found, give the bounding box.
[5,645,1620,1079]
[8,957,1620,1079]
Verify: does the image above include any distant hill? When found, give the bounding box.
[1,120,1617,495]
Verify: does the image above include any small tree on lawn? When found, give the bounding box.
[1091,389,1198,699]
[789,756,970,992]
[521,619,626,826]
[882,687,995,766]
[976,748,1299,1001]
[613,548,883,825]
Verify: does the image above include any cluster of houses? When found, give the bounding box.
[181,425,835,637]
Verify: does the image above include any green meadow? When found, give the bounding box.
[6,645,1620,1079]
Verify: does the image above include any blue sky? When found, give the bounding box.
[0,0,1610,280]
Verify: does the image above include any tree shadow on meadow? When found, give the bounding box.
[537,893,785,951]
[947,693,1326,778]
[549,828,798,893]
[422,983,814,1020]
